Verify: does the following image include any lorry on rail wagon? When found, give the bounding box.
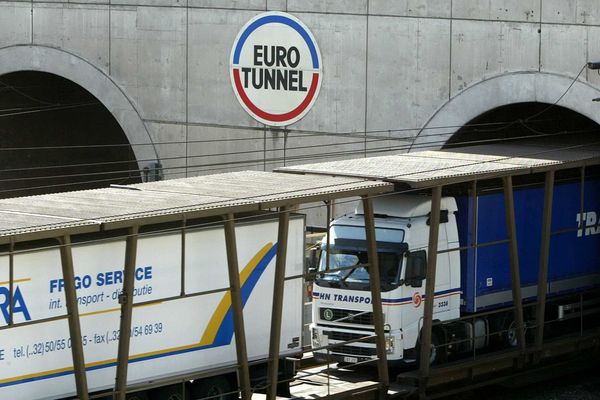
[310,178,600,366]
[0,213,305,400]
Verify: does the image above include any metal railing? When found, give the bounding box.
[427,288,600,366]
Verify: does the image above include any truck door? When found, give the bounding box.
[400,227,451,351]
[400,248,427,350]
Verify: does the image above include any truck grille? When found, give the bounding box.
[330,345,377,357]
[323,330,376,344]
[319,308,374,325]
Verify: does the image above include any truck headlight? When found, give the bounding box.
[312,328,320,348]
[385,336,395,354]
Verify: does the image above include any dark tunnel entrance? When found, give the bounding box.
[442,101,600,192]
[444,102,600,149]
[0,71,141,198]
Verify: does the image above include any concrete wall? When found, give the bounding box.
[1,0,600,181]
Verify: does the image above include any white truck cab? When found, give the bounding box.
[310,194,460,365]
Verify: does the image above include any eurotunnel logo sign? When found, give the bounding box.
[230,12,322,127]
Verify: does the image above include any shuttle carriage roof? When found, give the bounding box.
[1,140,599,244]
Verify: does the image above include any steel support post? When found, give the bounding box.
[114,227,139,400]
[58,235,89,400]
[535,171,555,354]
[325,201,331,272]
[579,167,585,218]
[9,238,14,325]
[470,181,478,252]
[267,207,290,400]
[362,196,390,393]
[180,217,187,296]
[419,186,442,383]
[223,213,252,400]
[502,176,526,354]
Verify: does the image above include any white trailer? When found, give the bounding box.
[1,215,306,399]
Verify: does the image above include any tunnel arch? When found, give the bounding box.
[444,102,600,148]
[0,45,159,196]
[0,70,149,197]
[412,71,600,151]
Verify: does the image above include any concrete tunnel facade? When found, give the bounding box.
[0,1,600,183]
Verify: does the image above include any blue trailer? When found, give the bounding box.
[457,178,600,313]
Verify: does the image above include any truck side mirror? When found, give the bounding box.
[305,248,319,279]
[306,262,317,275]
[405,250,427,287]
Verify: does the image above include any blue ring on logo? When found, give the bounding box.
[232,14,319,69]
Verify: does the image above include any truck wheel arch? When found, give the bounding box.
[417,322,447,365]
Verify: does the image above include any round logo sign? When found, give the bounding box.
[323,308,334,321]
[230,12,322,127]
[413,292,422,308]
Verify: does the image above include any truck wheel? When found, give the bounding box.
[417,330,445,366]
[429,331,444,365]
[491,313,521,349]
[191,376,235,400]
[506,320,519,347]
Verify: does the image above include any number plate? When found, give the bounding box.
[343,356,358,364]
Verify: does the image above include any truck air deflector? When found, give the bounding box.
[327,238,406,252]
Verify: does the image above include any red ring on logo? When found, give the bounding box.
[233,69,320,123]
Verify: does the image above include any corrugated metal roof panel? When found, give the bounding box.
[277,143,600,187]
[0,171,392,242]
[134,171,390,206]
[0,210,97,238]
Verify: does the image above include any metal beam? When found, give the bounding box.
[180,217,187,296]
[535,171,554,353]
[325,201,331,272]
[502,176,526,354]
[223,213,252,400]
[362,196,390,393]
[58,235,89,400]
[9,238,14,326]
[419,186,442,382]
[579,167,586,223]
[114,227,139,400]
[267,207,290,400]
[470,181,478,253]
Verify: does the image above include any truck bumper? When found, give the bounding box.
[310,323,404,366]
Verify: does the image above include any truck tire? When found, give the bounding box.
[506,320,519,348]
[429,330,445,365]
[417,330,445,366]
[490,313,521,349]
[191,376,235,400]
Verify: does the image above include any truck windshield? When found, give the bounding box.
[316,244,405,292]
